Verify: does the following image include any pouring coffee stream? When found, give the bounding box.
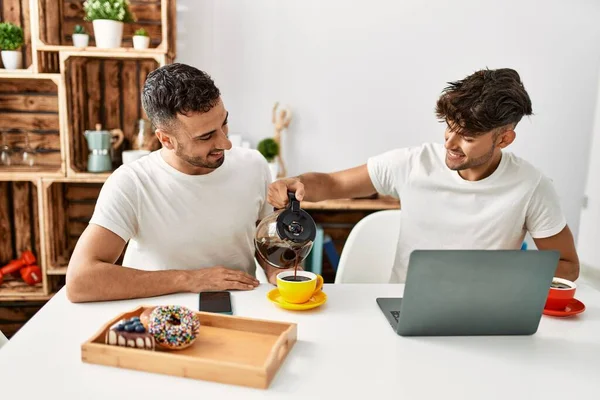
[255,192,317,279]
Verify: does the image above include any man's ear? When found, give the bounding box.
[497,130,516,149]
[155,129,175,150]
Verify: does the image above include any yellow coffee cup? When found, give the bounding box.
[276,271,324,304]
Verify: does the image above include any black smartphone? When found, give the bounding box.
[199,291,233,315]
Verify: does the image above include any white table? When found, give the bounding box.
[1,284,600,400]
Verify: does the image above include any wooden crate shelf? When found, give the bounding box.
[0,276,46,299]
[37,44,169,55]
[0,75,65,179]
[0,300,48,338]
[62,55,160,176]
[0,66,35,76]
[34,0,175,63]
[42,179,103,273]
[0,178,48,298]
[0,0,176,302]
[46,266,67,275]
[0,0,33,70]
[62,172,111,182]
[37,45,168,74]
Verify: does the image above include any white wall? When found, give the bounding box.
[176,0,600,240]
[577,63,600,284]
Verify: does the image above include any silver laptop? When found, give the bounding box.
[377,250,559,336]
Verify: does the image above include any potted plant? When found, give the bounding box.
[72,24,89,48]
[0,22,24,69]
[83,0,135,49]
[132,28,150,49]
[257,138,280,181]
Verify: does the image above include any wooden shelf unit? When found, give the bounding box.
[301,196,400,211]
[32,0,176,73]
[45,266,67,275]
[41,178,104,274]
[0,0,176,302]
[0,74,65,180]
[60,54,161,177]
[0,178,48,298]
[34,0,175,51]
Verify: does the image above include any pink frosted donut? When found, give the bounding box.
[148,305,200,350]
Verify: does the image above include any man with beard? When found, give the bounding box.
[66,63,286,302]
[268,68,580,283]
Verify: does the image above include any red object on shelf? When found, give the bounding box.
[20,265,42,286]
[0,250,38,285]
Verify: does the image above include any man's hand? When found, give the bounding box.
[188,266,260,292]
[268,177,305,209]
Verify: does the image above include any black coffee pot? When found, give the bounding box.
[255,192,317,269]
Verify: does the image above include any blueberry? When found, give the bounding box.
[116,324,125,331]
[130,317,140,322]
[124,324,135,332]
[135,325,145,333]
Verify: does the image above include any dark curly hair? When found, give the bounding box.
[141,63,221,131]
[435,68,533,136]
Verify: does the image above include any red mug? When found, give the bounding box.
[544,277,576,311]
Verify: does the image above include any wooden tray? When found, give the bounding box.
[81,306,297,389]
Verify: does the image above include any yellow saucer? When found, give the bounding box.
[267,288,327,311]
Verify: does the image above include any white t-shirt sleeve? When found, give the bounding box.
[258,155,273,220]
[89,168,139,242]
[526,175,567,238]
[366,148,413,198]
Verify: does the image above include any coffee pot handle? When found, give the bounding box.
[110,129,125,150]
[288,192,300,212]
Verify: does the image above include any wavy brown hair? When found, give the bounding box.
[435,68,533,136]
[142,63,221,131]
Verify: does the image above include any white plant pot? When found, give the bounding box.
[268,162,279,182]
[92,19,124,48]
[132,35,150,50]
[72,33,89,48]
[1,50,22,70]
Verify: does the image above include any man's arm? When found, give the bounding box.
[532,225,580,281]
[66,224,259,303]
[268,164,377,208]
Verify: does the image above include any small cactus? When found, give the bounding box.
[134,28,149,37]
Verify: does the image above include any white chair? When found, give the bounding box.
[335,209,401,283]
[0,329,8,349]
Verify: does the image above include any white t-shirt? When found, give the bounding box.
[367,142,567,283]
[89,147,272,276]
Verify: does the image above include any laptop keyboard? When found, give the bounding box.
[390,311,400,323]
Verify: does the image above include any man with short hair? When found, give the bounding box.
[268,68,580,283]
[66,63,285,303]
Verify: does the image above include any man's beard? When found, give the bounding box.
[175,144,225,169]
[446,142,495,171]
